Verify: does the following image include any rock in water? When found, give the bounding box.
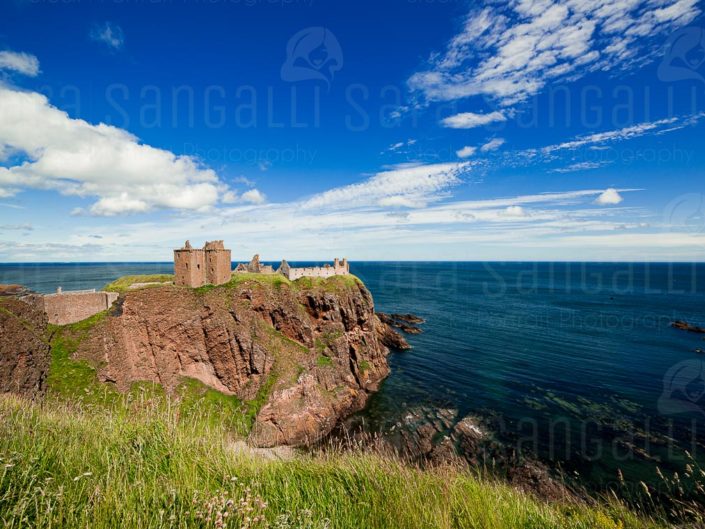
[72,277,398,447]
[671,320,705,333]
[377,312,425,335]
[376,319,411,350]
[0,294,50,398]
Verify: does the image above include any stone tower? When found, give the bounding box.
[174,240,232,287]
[204,240,232,286]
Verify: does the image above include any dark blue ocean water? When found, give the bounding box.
[2,261,704,487]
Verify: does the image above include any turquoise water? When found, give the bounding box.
[2,261,704,488]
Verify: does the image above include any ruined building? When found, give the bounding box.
[174,240,232,288]
[234,255,350,280]
[234,254,275,274]
[278,257,349,280]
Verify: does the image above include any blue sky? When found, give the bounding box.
[0,0,704,262]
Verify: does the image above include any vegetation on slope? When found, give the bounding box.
[194,272,362,295]
[2,274,691,528]
[0,394,668,529]
[104,274,174,293]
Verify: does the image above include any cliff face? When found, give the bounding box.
[0,294,51,398]
[75,277,399,447]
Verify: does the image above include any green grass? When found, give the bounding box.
[104,274,174,293]
[46,313,258,434]
[316,355,333,367]
[0,394,670,529]
[225,272,361,293]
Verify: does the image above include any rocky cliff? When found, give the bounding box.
[74,276,405,447]
[0,293,51,398]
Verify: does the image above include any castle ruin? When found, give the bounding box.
[174,240,232,288]
[234,254,350,280]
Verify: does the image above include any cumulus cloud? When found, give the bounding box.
[595,188,624,205]
[90,22,125,50]
[441,111,506,129]
[301,162,470,210]
[480,138,505,152]
[0,51,40,76]
[456,146,477,158]
[0,86,232,215]
[242,189,266,204]
[409,0,701,105]
[502,205,527,217]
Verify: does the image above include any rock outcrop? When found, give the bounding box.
[0,293,51,398]
[377,312,425,335]
[73,277,402,447]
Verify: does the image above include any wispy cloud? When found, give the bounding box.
[408,0,701,105]
[552,161,609,173]
[90,22,125,51]
[0,50,40,77]
[386,138,417,152]
[540,117,692,153]
[300,162,470,210]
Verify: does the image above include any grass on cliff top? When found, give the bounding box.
[0,393,669,529]
[195,272,362,294]
[104,274,174,293]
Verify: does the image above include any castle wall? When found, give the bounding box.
[205,248,232,285]
[282,260,350,280]
[42,290,119,325]
[174,249,206,287]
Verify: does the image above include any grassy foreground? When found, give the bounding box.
[0,394,668,529]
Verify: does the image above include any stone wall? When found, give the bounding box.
[42,289,119,325]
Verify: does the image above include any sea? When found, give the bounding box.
[2,261,704,489]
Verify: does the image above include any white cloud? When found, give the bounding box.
[552,161,609,172]
[409,0,701,105]
[242,189,266,204]
[222,190,238,203]
[301,162,469,210]
[0,51,40,77]
[502,205,527,217]
[387,138,417,152]
[595,188,623,205]
[0,86,233,216]
[441,111,506,129]
[480,138,505,152]
[541,117,688,153]
[456,146,477,158]
[90,22,125,50]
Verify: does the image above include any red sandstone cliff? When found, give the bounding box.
[0,294,51,398]
[74,277,405,447]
